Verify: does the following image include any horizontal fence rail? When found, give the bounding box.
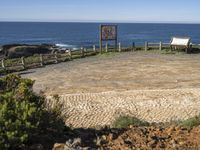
[0,45,115,72]
[145,41,170,51]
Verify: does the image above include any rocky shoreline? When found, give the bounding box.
[0,43,67,59]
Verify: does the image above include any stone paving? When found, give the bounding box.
[47,89,200,128]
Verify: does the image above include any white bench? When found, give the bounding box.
[170,37,192,53]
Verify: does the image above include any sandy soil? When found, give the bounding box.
[21,51,200,127]
[22,52,200,95]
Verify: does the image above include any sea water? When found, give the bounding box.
[0,22,200,48]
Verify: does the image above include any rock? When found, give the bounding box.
[100,135,109,145]
[101,135,107,141]
[52,143,65,150]
[2,44,52,58]
[148,140,157,148]
[71,138,81,147]
[106,133,113,141]
[29,144,44,150]
[159,142,166,148]
[124,138,133,146]
[65,138,82,150]
[95,136,101,146]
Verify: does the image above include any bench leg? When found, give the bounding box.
[170,46,173,52]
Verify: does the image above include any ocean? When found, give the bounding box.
[0,22,200,48]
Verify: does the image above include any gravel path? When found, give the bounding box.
[47,88,200,128]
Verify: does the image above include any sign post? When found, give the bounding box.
[100,25,118,53]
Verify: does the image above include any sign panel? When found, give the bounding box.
[100,25,117,41]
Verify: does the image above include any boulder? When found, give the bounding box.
[2,44,53,58]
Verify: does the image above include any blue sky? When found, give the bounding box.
[0,0,200,23]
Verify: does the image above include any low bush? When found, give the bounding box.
[113,116,150,128]
[0,74,65,149]
[179,115,200,128]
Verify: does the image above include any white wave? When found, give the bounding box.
[55,43,75,48]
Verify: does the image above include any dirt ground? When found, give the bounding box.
[51,125,200,150]
[21,51,200,127]
[98,126,200,150]
[22,51,200,95]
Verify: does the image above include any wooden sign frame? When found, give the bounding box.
[99,25,118,53]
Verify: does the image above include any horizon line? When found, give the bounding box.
[1,20,200,25]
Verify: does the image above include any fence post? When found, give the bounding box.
[84,48,87,56]
[159,41,162,51]
[93,45,96,53]
[81,47,84,57]
[132,42,135,51]
[118,42,121,52]
[105,43,108,53]
[1,59,5,69]
[54,52,58,63]
[21,57,25,69]
[68,49,72,59]
[145,42,148,51]
[40,54,43,67]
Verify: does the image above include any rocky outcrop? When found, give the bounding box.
[2,44,53,58]
[99,126,200,150]
[51,125,200,150]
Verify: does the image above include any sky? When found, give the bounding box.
[0,0,200,23]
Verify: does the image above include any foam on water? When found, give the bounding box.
[55,43,79,50]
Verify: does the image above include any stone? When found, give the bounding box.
[106,133,113,141]
[52,143,65,150]
[29,144,44,150]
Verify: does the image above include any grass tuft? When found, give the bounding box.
[113,116,150,128]
[179,114,200,128]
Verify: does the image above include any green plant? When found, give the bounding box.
[179,115,200,128]
[112,116,149,128]
[0,74,65,149]
[0,75,43,149]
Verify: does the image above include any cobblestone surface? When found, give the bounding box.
[47,89,200,128]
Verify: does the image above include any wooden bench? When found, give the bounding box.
[170,37,192,53]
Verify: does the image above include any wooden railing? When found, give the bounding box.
[0,45,101,72]
[1,41,193,74]
[144,42,170,51]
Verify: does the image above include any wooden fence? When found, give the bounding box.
[144,42,170,51]
[1,41,194,73]
[0,43,132,72]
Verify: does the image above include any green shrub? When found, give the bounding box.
[113,116,150,128]
[0,74,65,149]
[179,115,200,128]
